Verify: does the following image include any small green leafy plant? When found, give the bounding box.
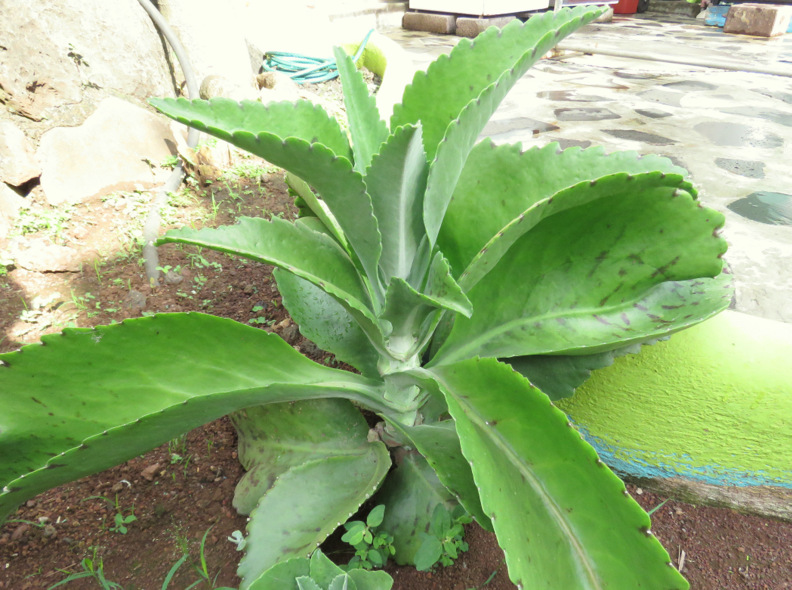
[48,548,122,590]
[414,504,471,571]
[1,7,731,589]
[249,549,393,590]
[341,505,396,570]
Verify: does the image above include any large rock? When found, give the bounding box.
[0,0,175,125]
[0,183,25,240]
[0,121,40,186]
[37,97,176,205]
[13,238,81,272]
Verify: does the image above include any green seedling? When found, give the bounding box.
[414,504,471,571]
[341,504,395,570]
[48,547,122,589]
[249,548,393,590]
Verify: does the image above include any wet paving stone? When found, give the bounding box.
[635,108,672,119]
[536,90,609,102]
[715,158,766,179]
[728,191,792,226]
[638,89,683,108]
[603,129,676,146]
[720,107,792,128]
[663,80,718,91]
[694,121,784,149]
[751,90,792,107]
[614,71,660,80]
[661,154,689,171]
[483,117,560,136]
[554,107,621,122]
[550,138,593,150]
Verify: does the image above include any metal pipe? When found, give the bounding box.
[138,0,201,286]
[556,41,792,78]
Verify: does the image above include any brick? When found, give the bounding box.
[402,11,456,34]
[456,15,517,38]
[724,3,792,37]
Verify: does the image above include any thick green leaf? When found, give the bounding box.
[390,7,602,161]
[297,578,324,590]
[238,447,390,588]
[373,449,457,566]
[327,574,355,590]
[429,358,689,589]
[310,548,347,587]
[391,8,604,243]
[158,217,383,347]
[386,419,491,531]
[438,141,696,279]
[431,176,730,364]
[346,569,393,590]
[247,549,377,590]
[275,269,380,376]
[247,557,310,590]
[286,173,349,251]
[365,124,428,282]
[151,98,382,295]
[231,399,378,514]
[0,314,388,523]
[504,342,645,401]
[334,47,389,173]
[150,97,352,162]
[380,278,464,361]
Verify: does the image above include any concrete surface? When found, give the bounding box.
[386,14,792,323]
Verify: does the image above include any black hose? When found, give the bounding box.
[137,0,201,286]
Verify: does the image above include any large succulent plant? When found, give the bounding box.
[0,7,731,588]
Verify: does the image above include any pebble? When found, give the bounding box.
[164,270,183,285]
[11,524,29,541]
[141,462,161,481]
[123,289,147,311]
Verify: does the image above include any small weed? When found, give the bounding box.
[82,494,137,535]
[224,160,269,180]
[93,259,106,285]
[227,530,246,552]
[248,305,273,326]
[342,504,395,570]
[109,496,136,534]
[70,290,97,312]
[49,547,121,589]
[161,155,180,169]
[14,203,74,240]
[164,526,234,589]
[414,504,472,571]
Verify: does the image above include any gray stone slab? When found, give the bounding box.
[634,108,672,119]
[720,107,792,128]
[456,16,517,38]
[638,89,683,108]
[402,11,456,34]
[603,129,676,146]
[484,117,559,137]
[662,80,718,91]
[536,90,610,102]
[694,121,783,149]
[551,138,593,150]
[554,107,620,122]
[751,89,792,105]
[715,158,766,179]
[728,191,792,226]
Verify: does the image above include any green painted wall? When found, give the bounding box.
[557,311,792,487]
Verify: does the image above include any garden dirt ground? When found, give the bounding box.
[1,150,792,589]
